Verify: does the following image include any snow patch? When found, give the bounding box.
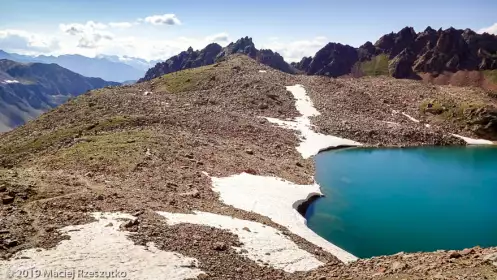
[0,212,204,280]
[452,134,493,145]
[258,70,267,73]
[383,121,401,126]
[210,172,358,263]
[2,80,19,84]
[264,85,361,158]
[401,112,420,123]
[157,211,323,272]
[288,84,320,117]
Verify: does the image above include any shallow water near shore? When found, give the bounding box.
[306,146,497,258]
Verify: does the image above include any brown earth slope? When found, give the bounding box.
[0,55,496,279]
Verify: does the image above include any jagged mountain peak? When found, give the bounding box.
[424,26,436,33]
[139,37,296,82]
[295,26,497,81]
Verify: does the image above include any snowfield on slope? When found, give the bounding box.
[0,213,204,280]
[157,211,323,272]
[265,85,361,159]
[207,84,360,263]
[209,172,358,263]
[452,133,494,145]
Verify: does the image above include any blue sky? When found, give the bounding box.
[1,0,497,61]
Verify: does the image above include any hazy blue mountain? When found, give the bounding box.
[34,54,144,82]
[96,54,162,72]
[0,59,119,132]
[0,50,153,82]
[121,80,137,85]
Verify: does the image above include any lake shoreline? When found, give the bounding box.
[307,146,497,259]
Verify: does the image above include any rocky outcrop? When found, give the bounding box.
[256,49,297,74]
[465,106,497,139]
[388,49,418,79]
[376,27,418,58]
[295,26,497,81]
[139,43,223,82]
[304,43,358,77]
[291,56,312,72]
[139,37,296,82]
[357,41,377,61]
[216,36,258,60]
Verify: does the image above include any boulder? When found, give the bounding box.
[2,195,14,204]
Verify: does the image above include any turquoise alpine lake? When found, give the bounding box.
[305,147,497,258]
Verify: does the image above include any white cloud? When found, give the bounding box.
[0,29,59,54]
[62,26,84,36]
[259,36,328,62]
[60,21,113,49]
[77,37,96,49]
[59,21,107,35]
[143,14,181,26]
[478,23,497,34]
[77,33,113,49]
[109,22,134,28]
[96,33,226,60]
[87,21,107,30]
[1,23,322,64]
[205,32,229,43]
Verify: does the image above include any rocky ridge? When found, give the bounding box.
[139,37,297,82]
[293,26,497,80]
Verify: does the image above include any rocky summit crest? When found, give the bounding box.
[294,26,497,80]
[139,37,297,82]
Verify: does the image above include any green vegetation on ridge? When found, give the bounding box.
[45,130,152,173]
[419,98,488,125]
[155,64,216,93]
[359,54,390,76]
[483,70,497,84]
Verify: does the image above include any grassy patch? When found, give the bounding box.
[45,130,152,172]
[91,115,142,131]
[420,98,487,122]
[483,70,497,84]
[0,115,145,159]
[419,99,448,115]
[359,54,390,76]
[2,126,84,155]
[154,64,215,93]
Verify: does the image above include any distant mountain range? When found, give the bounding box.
[2,26,495,134]
[138,27,497,91]
[0,59,119,132]
[0,51,159,82]
[292,27,497,82]
[139,36,297,82]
